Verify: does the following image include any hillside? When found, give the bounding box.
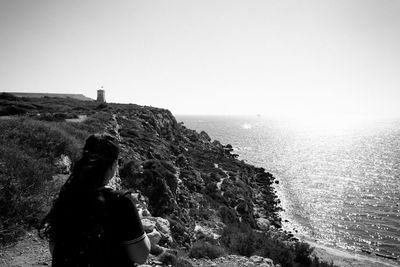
[0,93,335,267]
[5,92,93,101]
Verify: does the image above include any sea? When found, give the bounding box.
[176,115,400,266]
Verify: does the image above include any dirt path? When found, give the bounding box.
[0,232,51,267]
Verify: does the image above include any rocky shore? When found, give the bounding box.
[0,93,344,266]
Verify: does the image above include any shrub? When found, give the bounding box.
[0,105,27,116]
[174,258,194,267]
[80,112,111,129]
[0,145,56,244]
[294,242,314,266]
[188,241,225,259]
[0,93,19,101]
[220,225,337,267]
[310,256,335,267]
[158,252,178,266]
[0,116,104,245]
[119,160,141,181]
[36,113,66,122]
[219,206,238,226]
[220,225,262,257]
[0,118,82,162]
[142,160,178,194]
[203,182,226,204]
[168,218,191,246]
[96,103,108,110]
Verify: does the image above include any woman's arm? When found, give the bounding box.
[49,235,55,256]
[123,234,151,264]
[116,192,151,264]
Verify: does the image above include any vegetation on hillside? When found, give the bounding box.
[0,94,336,266]
[0,115,106,244]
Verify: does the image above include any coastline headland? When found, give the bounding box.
[1,93,397,266]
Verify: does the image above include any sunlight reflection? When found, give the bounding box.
[280,114,378,135]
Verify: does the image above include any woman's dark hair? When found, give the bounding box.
[39,133,120,239]
[64,133,120,190]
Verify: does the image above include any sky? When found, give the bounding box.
[1,0,400,119]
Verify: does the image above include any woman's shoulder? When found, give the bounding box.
[101,188,132,200]
[101,189,140,218]
[100,188,137,209]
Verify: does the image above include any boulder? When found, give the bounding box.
[147,229,162,245]
[141,208,151,217]
[194,224,215,241]
[141,218,156,232]
[150,243,165,256]
[142,217,173,244]
[249,255,275,266]
[147,217,171,236]
[199,131,211,142]
[256,218,271,231]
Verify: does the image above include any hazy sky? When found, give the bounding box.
[1,0,399,118]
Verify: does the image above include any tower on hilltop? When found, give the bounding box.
[97,86,106,103]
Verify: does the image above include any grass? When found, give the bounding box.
[0,115,106,244]
[0,145,55,244]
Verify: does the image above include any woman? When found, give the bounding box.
[40,133,150,266]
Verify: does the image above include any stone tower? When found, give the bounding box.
[97,87,106,103]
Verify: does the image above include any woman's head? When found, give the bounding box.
[39,133,120,239]
[83,133,119,163]
[67,133,120,190]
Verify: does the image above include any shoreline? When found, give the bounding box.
[302,236,399,267]
[273,177,399,267]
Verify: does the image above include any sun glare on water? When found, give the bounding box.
[273,113,382,136]
[242,123,253,129]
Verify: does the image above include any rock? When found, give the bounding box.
[148,217,171,236]
[131,192,140,200]
[147,229,162,245]
[256,218,271,231]
[250,255,264,263]
[199,131,211,142]
[272,219,282,229]
[194,224,220,241]
[139,208,151,217]
[249,255,275,266]
[212,140,222,148]
[141,218,156,232]
[145,217,173,244]
[188,132,198,142]
[157,251,178,266]
[191,254,277,267]
[150,243,165,256]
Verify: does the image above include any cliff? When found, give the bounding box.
[0,94,334,267]
[111,103,282,243]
